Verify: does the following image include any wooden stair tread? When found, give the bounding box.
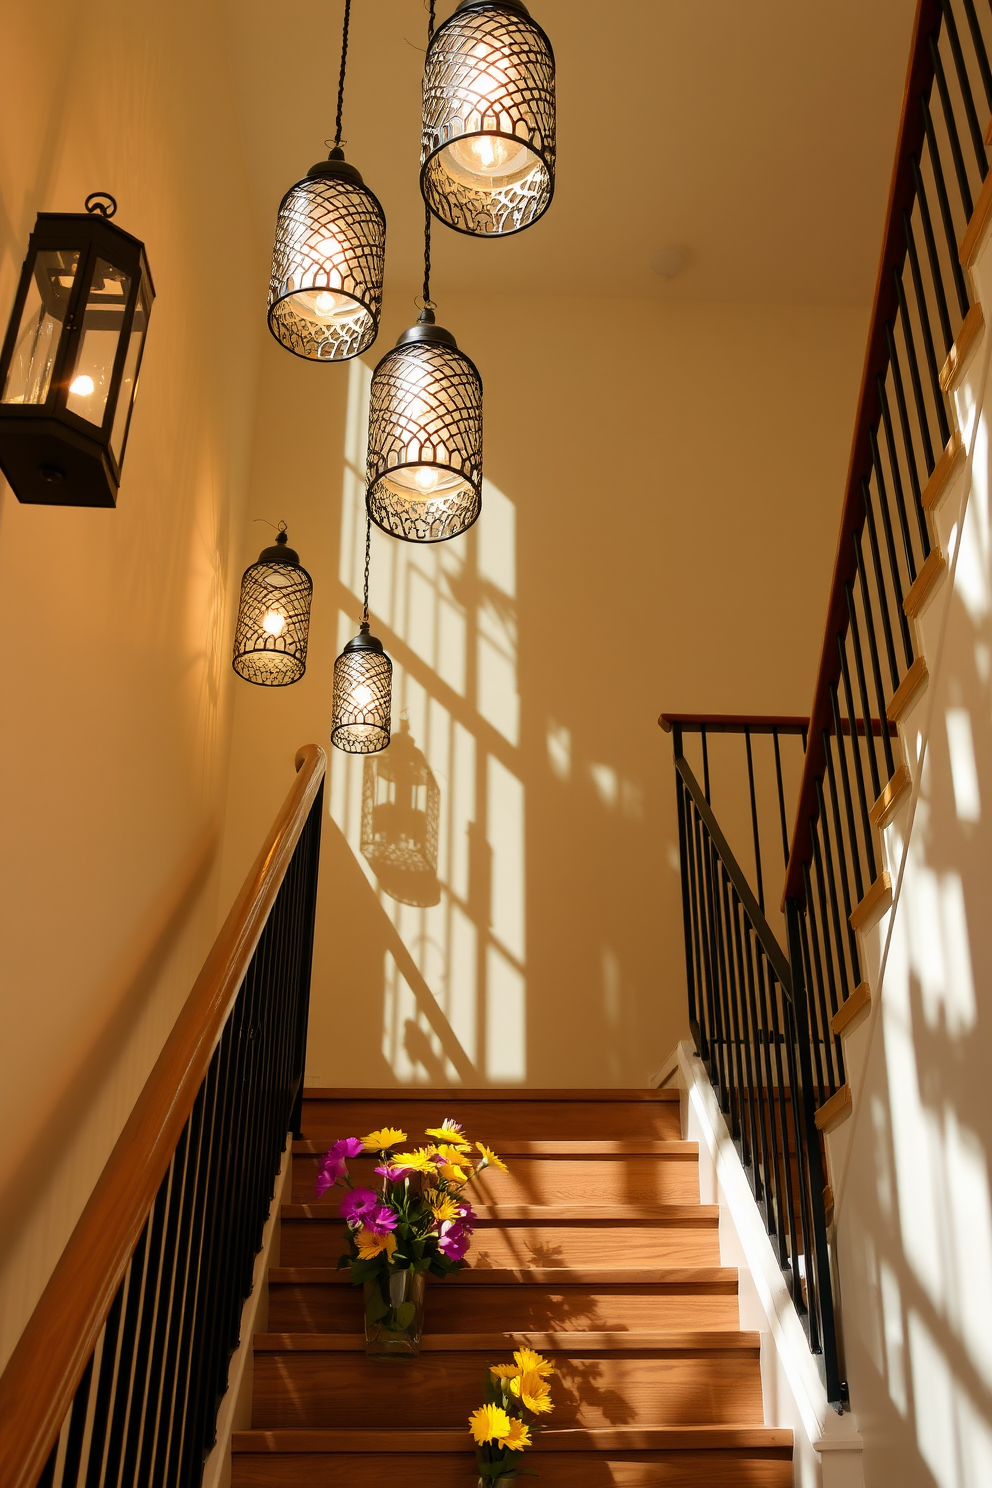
[233,1425,792,1453]
[282,1203,719,1223]
[254,1330,760,1353]
[302,1088,681,1102]
[269,1266,739,1287]
[293,1139,698,1156]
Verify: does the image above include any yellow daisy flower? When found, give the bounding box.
[428,1194,459,1224]
[511,1370,554,1414]
[476,1142,509,1172]
[426,1122,471,1150]
[362,1127,406,1151]
[468,1403,511,1445]
[439,1162,467,1182]
[513,1347,554,1377]
[391,1149,437,1174]
[355,1228,397,1260]
[505,1418,532,1451]
[489,1363,520,1380]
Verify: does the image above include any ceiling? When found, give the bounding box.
[227,0,917,306]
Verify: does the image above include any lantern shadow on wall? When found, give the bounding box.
[360,718,441,908]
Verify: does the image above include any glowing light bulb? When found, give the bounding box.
[315,291,337,316]
[70,374,95,396]
[315,234,346,267]
[261,609,287,638]
[352,682,375,708]
[414,466,441,492]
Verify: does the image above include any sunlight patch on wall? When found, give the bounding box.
[330,359,528,1085]
[946,708,981,823]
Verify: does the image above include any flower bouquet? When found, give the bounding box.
[470,1348,556,1482]
[316,1118,508,1359]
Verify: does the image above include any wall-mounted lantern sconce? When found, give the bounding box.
[232,524,313,686]
[0,193,154,507]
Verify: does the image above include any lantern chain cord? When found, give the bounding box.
[333,0,352,149]
[362,513,371,626]
[422,0,437,309]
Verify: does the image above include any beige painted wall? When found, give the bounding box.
[220,290,867,1091]
[0,5,266,1370]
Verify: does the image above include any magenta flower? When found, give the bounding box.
[314,1157,347,1197]
[368,1203,398,1235]
[457,1198,476,1233]
[437,1219,469,1261]
[340,1188,378,1224]
[375,1163,405,1182]
[328,1137,365,1161]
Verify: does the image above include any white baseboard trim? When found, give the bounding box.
[653,1043,863,1488]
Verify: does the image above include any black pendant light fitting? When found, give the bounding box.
[365,184,483,544]
[421,0,555,238]
[0,193,154,508]
[331,513,393,753]
[232,522,314,686]
[267,0,386,362]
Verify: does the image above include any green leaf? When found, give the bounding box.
[393,1301,417,1328]
[364,1288,389,1322]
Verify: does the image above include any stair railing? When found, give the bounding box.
[0,745,326,1488]
[786,0,989,1112]
[663,718,840,1404]
[661,0,992,1412]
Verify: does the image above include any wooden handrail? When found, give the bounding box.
[0,744,326,1488]
[659,713,809,734]
[783,0,942,902]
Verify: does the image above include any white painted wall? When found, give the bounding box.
[824,224,992,1485]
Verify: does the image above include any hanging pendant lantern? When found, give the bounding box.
[366,308,482,543]
[267,1,385,361]
[232,524,313,687]
[361,719,441,907]
[331,515,393,753]
[0,193,154,507]
[421,0,555,239]
[332,623,393,753]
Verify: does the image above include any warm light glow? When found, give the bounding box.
[415,466,441,492]
[261,608,287,638]
[351,682,375,708]
[69,374,95,396]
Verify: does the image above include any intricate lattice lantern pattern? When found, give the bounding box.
[268,152,385,362]
[361,719,441,906]
[366,311,482,543]
[422,0,555,238]
[232,527,313,687]
[332,623,392,754]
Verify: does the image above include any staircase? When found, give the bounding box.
[232,1089,793,1486]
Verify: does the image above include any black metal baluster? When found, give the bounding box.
[741,924,773,1218]
[59,1354,94,1488]
[910,153,954,352]
[866,451,916,669]
[878,374,928,577]
[692,807,722,1081]
[930,31,976,216]
[683,790,709,1058]
[726,882,757,1170]
[773,731,791,867]
[922,95,973,319]
[854,531,897,779]
[744,729,765,912]
[895,260,940,472]
[822,727,864,991]
[903,210,953,448]
[83,1285,126,1488]
[962,0,992,110]
[825,696,864,907]
[940,0,988,175]
[712,862,743,1134]
[37,1445,58,1488]
[102,1229,149,1488]
[674,737,700,1044]
[861,474,903,691]
[769,972,802,1290]
[756,952,788,1263]
[838,636,879,884]
[118,1180,171,1488]
[799,867,834,1099]
[701,727,711,803]
[844,579,882,799]
[810,805,850,1020]
[135,1132,190,1486]
[884,322,931,538]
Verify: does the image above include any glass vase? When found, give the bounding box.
[363,1267,426,1359]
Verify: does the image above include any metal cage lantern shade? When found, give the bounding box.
[331,623,392,754]
[421,0,555,238]
[268,153,385,362]
[232,528,313,686]
[0,197,154,506]
[366,313,482,543]
[360,719,441,906]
